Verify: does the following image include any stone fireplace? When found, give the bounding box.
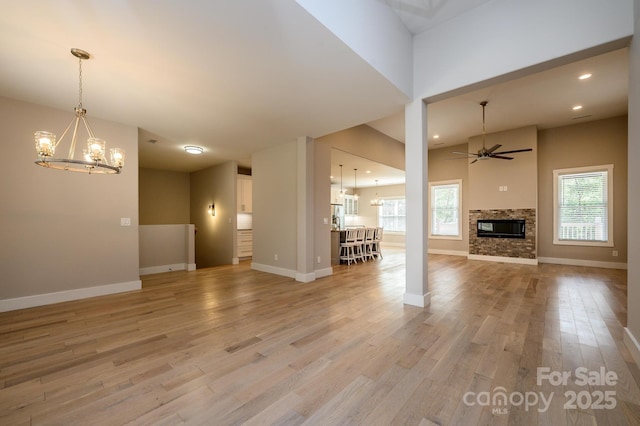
[469,209,536,260]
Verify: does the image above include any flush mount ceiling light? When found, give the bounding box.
[184,146,203,155]
[579,73,592,80]
[572,105,583,111]
[34,48,125,174]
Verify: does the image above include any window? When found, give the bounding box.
[428,180,462,240]
[553,164,613,246]
[378,198,405,232]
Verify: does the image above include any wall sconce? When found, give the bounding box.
[208,204,215,216]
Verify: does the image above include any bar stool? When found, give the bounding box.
[339,228,358,265]
[363,227,376,261]
[371,227,383,259]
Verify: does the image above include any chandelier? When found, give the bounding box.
[34,48,125,174]
[370,180,384,206]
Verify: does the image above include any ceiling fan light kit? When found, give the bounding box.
[451,100,532,164]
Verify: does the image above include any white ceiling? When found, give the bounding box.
[367,48,629,148]
[0,1,629,177]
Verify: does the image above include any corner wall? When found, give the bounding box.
[538,116,628,264]
[624,0,640,367]
[0,97,140,311]
[139,167,190,224]
[190,161,237,268]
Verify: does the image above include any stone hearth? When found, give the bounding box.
[469,209,536,259]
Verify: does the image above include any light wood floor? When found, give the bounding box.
[1,249,639,425]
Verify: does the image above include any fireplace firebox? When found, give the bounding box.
[477,219,525,239]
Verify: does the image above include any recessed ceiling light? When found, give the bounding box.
[572,105,583,111]
[579,73,592,80]
[365,170,371,174]
[433,134,440,139]
[184,146,203,155]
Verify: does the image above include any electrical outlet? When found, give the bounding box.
[274,254,278,261]
[317,256,321,264]
[612,250,619,257]
[120,217,131,226]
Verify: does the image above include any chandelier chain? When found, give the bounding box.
[78,56,83,110]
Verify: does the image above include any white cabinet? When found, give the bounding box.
[237,176,252,213]
[237,230,253,257]
[344,195,358,216]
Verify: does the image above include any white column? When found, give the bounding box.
[296,136,316,282]
[404,99,430,307]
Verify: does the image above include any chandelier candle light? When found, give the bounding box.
[370,180,384,207]
[34,48,125,174]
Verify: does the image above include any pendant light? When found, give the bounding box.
[339,164,345,197]
[370,180,384,206]
[353,168,359,200]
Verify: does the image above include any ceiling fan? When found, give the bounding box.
[452,101,532,164]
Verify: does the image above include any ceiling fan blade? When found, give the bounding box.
[486,144,502,153]
[451,151,478,157]
[470,158,478,164]
[490,155,514,160]
[492,148,533,155]
[445,157,476,160]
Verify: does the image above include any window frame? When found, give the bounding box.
[377,196,406,233]
[552,164,614,247]
[428,179,463,241]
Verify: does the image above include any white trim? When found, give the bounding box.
[538,257,627,270]
[140,263,188,275]
[552,164,614,247]
[187,263,197,271]
[403,291,431,307]
[624,328,640,368]
[232,257,240,265]
[314,267,333,279]
[428,179,463,240]
[468,254,538,265]
[251,262,296,279]
[0,280,142,313]
[428,249,469,257]
[295,272,316,283]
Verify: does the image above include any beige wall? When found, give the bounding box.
[139,168,190,224]
[626,1,640,364]
[252,141,299,272]
[468,126,538,210]
[428,142,469,253]
[190,161,237,268]
[317,124,405,171]
[538,116,628,262]
[354,183,406,246]
[0,97,140,301]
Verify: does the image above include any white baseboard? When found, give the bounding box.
[468,254,538,265]
[139,263,188,276]
[538,257,627,270]
[187,263,196,271]
[232,257,239,265]
[624,328,640,368]
[403,291,431,308]
[0,280,142,313]
[314,267,333,279]
[428,249,469,257]
[251,262,296,279]
[295,272,316,283]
